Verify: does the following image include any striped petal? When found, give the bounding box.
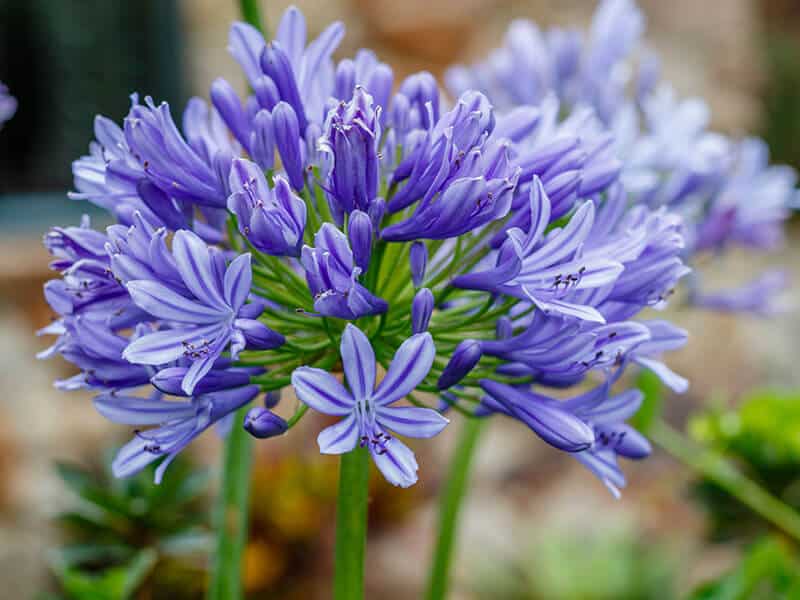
[317,414,359,454]
[291,366,355,415]
[376,406,449,439]
[340,324,375,401]
[373,332,435,406]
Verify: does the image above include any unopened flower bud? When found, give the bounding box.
[244,406,288,438]
[438,339,482,389]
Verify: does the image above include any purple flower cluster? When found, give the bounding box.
[38,2,789,494]
[448,0,798,317]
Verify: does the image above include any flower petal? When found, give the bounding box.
[127,280,226,324]
[123,324,226,366]
[317,414,360,454]
[224,253,252,311]
[377,406,449,439]
[371,437,419,488]
[291,366,355,415]
[172,230,227,309]
[373,332,435,406]
[340,324,376,401]
[94,394,196,425]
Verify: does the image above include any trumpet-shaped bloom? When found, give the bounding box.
[292,324,448,487]
[122,230,284,394]
[301,224,387,319]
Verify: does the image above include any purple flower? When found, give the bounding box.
[125,96,236,208]
[122,230,283,395]
[96,384,260,483]
[291,324,447,487]
[301,224,388,319]
[229,7,344,127]
[319,87,381,215]
[227,158,306,256]
[692,270,790,317]
[480,380,595,452]
[0,82,16,127]
[563,384,651,497]
[481,310,651,386]
[453,179,623,322]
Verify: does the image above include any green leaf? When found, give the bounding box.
[50,549,157,600]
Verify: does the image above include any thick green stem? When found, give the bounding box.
[425,417,486,600]
[651,419,800,543]
[334,447,371,600]
[238,0,264,32]
[208,407,254,600]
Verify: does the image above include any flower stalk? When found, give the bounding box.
[425,417,487,600]
[334,447,371,600]
[209,406,254,600]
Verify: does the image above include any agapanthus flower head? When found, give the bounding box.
[39,2,700,496]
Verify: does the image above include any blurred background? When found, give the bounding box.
[1,0,799,598]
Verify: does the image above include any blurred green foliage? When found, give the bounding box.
[469,526,676,600]
[42,452,211,600]
[689,390,800,541]
[690,537,800,600]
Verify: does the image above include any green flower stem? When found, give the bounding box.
[425,417,487,600]
[208,406,254,600]
[334,447,371,600]
[650,419,800,543]
[237,0,264,33]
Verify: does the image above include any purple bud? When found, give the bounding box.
[399,71,440,129]
[253,76,280,111]
[368,197,386,228]
[235,318,285,350]
[411,288,434,334]
[409,241,427,287]
[335,59,357,101]
[272,101,305,191]
[260,42,308,131]
[438,339,482,389]
[210,77,250,149]
[151,367,251,396]
[244,406,288,438]
[367,63,394,118]
[249,110,275,171]
[496,316,512,340]
[264,389,280,409]
[348,210,373,272]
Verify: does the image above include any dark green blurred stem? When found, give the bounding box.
[238,0,265,33]
[334,447,371,600]
[651,419,800,542]
[208,407,254,600]
[425,417,487,600]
